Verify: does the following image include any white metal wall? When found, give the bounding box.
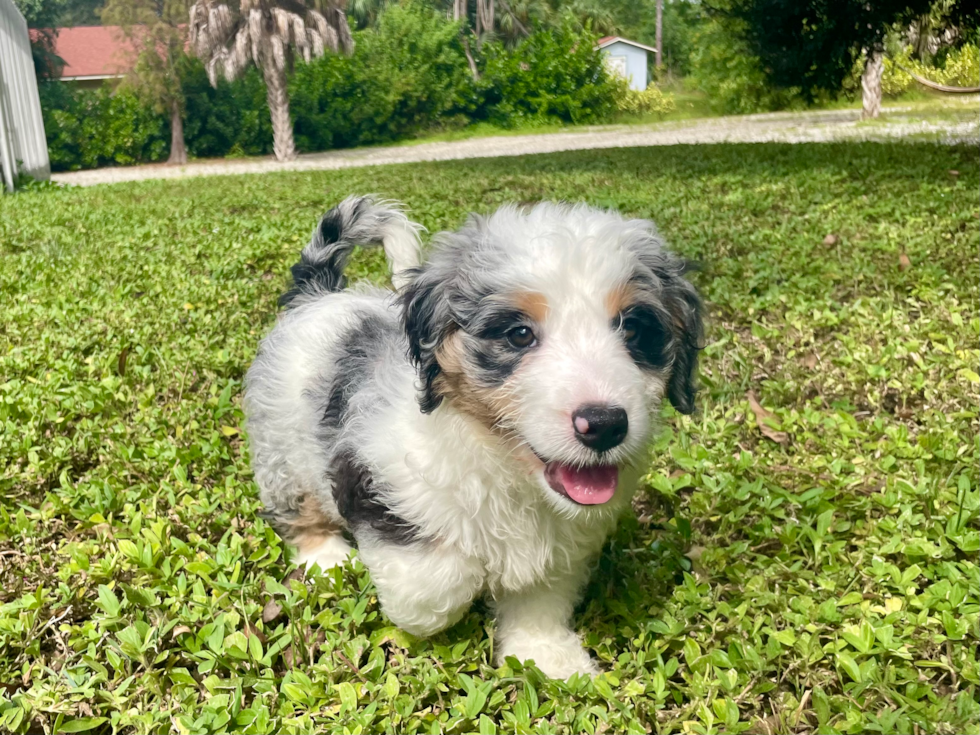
[0,0,50,191]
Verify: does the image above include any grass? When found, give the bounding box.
[1,142,978,735]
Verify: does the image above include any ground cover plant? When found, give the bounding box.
[0,142,977,734]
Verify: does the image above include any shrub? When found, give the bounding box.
[290,1,472,150]
[39,82,168,171]
[474,17,619,127]
[181,58,273,158]
[882,44,980,96]
[615,79,676,117]
[688,16,802,114]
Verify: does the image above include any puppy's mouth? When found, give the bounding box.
[543,462,618,505]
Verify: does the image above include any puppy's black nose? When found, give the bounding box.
[572,405,629,452]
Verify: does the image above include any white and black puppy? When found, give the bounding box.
[244,196,703,678]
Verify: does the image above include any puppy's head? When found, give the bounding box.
[400,203,703,514]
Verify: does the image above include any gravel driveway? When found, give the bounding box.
[51,104,979,187]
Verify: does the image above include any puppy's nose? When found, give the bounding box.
[572,405,629,452]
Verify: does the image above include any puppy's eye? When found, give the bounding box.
[621,317,641,343]
[506,326,536,348]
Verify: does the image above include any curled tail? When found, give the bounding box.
[279,196,423,308]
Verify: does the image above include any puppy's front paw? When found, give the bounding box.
[497,629,599,679]
[295,535,352,572]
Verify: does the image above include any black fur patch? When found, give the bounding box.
[618,303,672,370]
[465,306,535,385]
[470,338,524,385]
[400,267,452,413]
[330,450,422,545]
[279,199,370,309]
[628,259,705,415]
[322,314,394,429]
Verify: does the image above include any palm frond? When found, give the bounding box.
[189,0,353,84]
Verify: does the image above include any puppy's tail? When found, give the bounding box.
[279,196,423,308]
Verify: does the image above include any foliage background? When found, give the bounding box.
[39,4,624,171]
[29,0,980,170]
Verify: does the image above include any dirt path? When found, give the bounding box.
[51,104,979,187]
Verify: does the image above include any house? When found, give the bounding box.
[34,26,135,89]
[596,36,657,92]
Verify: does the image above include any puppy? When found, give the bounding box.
[244,196,703,678]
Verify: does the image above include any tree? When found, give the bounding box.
[102,0,191,164]
[15,0,66,78]
[346,0,385,29]
[188,0,353,161]
[715,0,980,118]
[654,0,662,68]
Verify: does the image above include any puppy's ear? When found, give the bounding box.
[624,222,706,414]
[399,266,454,413]
[660,263,705,415]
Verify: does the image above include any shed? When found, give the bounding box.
[0,0,50,190]
[596,36,657,92]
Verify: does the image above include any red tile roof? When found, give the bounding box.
[34,26,136,79]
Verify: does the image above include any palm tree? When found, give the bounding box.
[188,0,353,161]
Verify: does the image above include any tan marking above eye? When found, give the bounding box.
[512,291,549,323]
[605,282,638,319]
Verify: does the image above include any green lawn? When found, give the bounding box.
[1,143,977,735]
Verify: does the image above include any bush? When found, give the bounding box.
[882,44,980,96]
[181,58,273,158]
[39,82,168,171]
[615,80,676,117]
[475,18,619,127]
[290,1,472,150]
[688,16,802,114]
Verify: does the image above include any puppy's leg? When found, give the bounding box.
[358,539,485,638]
[494,570,598,679]
[271,495,353,572]
[295,533,353,572]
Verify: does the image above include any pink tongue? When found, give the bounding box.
[552,464,618,505]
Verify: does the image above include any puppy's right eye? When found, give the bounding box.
[506,326,536,349]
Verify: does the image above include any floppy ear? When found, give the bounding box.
[399,266,455,413]
[660,264,705,415]
[622,222,706,415]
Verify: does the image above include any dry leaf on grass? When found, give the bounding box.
[823,234,839,246]
[171,625,192,639]
[261,599,283,624]
[747,391,789,445]
[117,345,130,377]
[899,253,912,271]
[244,622,267,643]
[804,353,818,370]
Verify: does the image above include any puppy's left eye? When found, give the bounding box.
[506,326,536,348]
[621,317,641,343]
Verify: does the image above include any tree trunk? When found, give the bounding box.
[861,49,883,120]
[264,64,296,162]
[462,35,480,80]
[453,0,466,21]
[655,0,663,69]
[167,100,187,165]
[477,0,493,37]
